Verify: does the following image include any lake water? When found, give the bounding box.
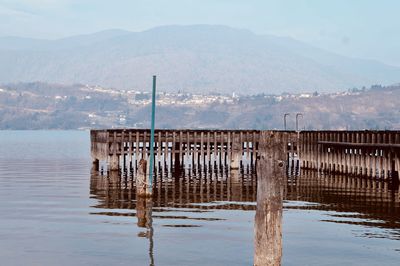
[0,131,399,266]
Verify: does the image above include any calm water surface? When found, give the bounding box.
[0,131,399,266]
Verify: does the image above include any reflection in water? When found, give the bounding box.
[90,162,400,265]
[91,167,257,213]
[136,196,154,266]
[90,166,257,265]
[90,166,400,242]
[287,170,400,239]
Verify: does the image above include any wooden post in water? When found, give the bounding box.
[207,132,211,167]
[121,131,126,171]
[213,131,218,165]
[128,131,133,172]
[135,131,140,168]
[110,155,119,171]
[254,131,285,266]
[92,159,99,172]
[136,159,151,196]
[110,131,120,171]
[231,133,241,169]
[192,131,197,167]
[200,132,205,166]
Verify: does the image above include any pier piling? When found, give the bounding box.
[254,131,285,266]
[136,159,151,196]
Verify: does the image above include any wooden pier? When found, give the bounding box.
[300,131,400,180]
[91,129,298,173]
[91,129,400,182]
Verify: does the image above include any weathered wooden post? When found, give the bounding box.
[92,159,99,172]
[109,131,120,171]
[136,159,151,196]
[174,141,181,171]
[231,133,241,169]
[391,156,399,186]
[110,155,119,171]
[254,131,285,266]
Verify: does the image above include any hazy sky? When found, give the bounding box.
[1,0,399,66]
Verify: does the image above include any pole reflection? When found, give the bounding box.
[136,195,154,266]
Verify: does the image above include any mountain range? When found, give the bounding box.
[1,25,399,94]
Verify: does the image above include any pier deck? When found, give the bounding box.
[91,129,400,181]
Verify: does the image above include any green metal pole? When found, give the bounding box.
[149,75,156,193]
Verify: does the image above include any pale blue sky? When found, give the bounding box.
[1,0,399,65]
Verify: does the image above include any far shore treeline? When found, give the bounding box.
[0,82,398,130]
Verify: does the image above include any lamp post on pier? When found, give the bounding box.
[283,113,290,130]
[296,113,303,132]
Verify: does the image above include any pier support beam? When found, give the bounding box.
[231,135,241,169]
[109,155,119,171]
[92,158,99,172]
[254,131,285,266]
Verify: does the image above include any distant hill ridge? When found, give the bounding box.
[0,25,399,94]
